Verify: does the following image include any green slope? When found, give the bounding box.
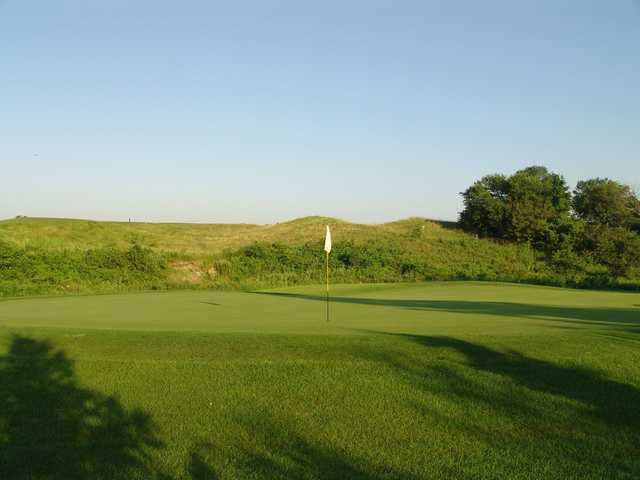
[1,216,551,296]
[0,215,511,255]
[0,215,405,254]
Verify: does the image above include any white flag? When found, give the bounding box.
[324,225,332,253]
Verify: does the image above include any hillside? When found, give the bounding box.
[0,215,551,296]
[0,216,458,254]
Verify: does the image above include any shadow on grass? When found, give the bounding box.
[0,336,410,480]
[0,335,164,480]
[187,445,219,480]
[183,326,640,478]
[398,334,640,431]
[257,292,640,329]
[429,219,460,230]
[180,330,640,479]
[188,416,420,480]
[352,331,640,476]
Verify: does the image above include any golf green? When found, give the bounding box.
[1,282,639,479]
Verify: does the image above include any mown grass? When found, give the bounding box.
[1,282,639,479]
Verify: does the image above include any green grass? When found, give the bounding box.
[0,216,415,254]
[1,216,552,296]
[0,215,527,261]
[1,282,639,479]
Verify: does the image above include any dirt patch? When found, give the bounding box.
[169,261,206,284]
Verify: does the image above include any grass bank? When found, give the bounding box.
[1,216,637,297]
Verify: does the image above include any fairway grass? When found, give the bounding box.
[1,282,639,479]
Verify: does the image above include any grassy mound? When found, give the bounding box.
[0,215,455,253]
[0,216,554,296]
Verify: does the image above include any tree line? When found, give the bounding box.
[459,166,640,285]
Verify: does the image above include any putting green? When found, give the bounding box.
[0,282,637,336]
[1,282,639,480]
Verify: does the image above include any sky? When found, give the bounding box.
[1,1,639,224]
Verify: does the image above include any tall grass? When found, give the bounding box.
[1,216,638,297]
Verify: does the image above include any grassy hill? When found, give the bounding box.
[0,215,552,297]
[0,216,457,254]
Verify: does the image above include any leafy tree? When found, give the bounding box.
[573,178,640,228]
[459,166,571,248]
[546,217,586,272]
[459,174,510,238]
[578,225,640,278]
[506,167,571,245]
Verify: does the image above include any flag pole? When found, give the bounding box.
[324,225,331,323]
[326,250,329,322]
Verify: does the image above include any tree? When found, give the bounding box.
[506,166,571,245]
[578,225,640,278]
[459,166,571,249]
[459,167,640,282]
[572,178,640,228]
[459,174,510,238]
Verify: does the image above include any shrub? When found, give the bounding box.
[0,242,168,297]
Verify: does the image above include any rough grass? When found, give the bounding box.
[1,282,639,479]
[1,216,554,296]
[0,216,479,255]
[0,216,395,254]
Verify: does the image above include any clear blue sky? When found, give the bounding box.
[1,1,638,223]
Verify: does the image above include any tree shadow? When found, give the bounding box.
[403,334,640,430]
[187,444,219,480]
[179,331,640,479]
[346,331,640,476]
[0,335,164,480]
[429,219,460,230]
[189,414,420,480]
[256,292,640,329]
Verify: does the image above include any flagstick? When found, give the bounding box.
[323,225,332,323]
[326,251,329,322]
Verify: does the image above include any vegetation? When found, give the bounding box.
[1,167,638,297]
[1,282,639,479]
[0,240,168,296]
[459,166,571,247]
[0,216,554,297]
[0,216,401,254]
[460,167,640,289]
[573,178,640,229]
[218,236,545,290]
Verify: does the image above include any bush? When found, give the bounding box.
[578,226,640,278]
[0,242,168,297]
[213,239,544,289]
